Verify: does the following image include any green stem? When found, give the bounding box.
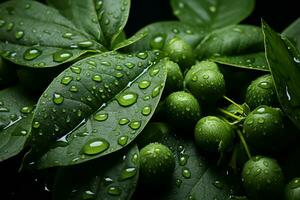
[218,108,242,121]
[237,129,252,160]
[223,95,244,111]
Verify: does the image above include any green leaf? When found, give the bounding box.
[171,0,255,30]
[282,17,300,50]
[29,51,167,168]
[0,86,35,161]
[195,25,268,71]
[0,0,104,68]
[53,145,139,200]
[126,21,206,52]
[113,31,147,51]
[263,21,300,130]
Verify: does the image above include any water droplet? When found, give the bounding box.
[23,48,42,60]
[20,130,28,136]
[70,66,81,74]
[213,180,224,189]
[129,121,141,130]
[138,80,151,89]
[53,51,72,62]
[209,5,216,12]
[53,93,64,105]
[142,106,151,116]
[125,62,135,69]
[82,190,95,199]
[136,52,148,59]
[258,81,271,89]
[82,138,109,155]
[61,76,73,85]
[150,34,165,50]
[15,30,24,40]
[203,74,209,79]
[179,155,188,166]
[78,40,93,48]
[94,113,108,121]
[151,86,161,97]
[107,186,121,196]
[294,57,300,63]
[118,136,128,146]
[117,92,138,107]
[70,85,78,92]
[32,121,40,129]
[258,118,265,124]
[92,74,102,82]
[95,0,103,10]
[0,107,9,112]
[119,167,137,181]
[7,22,14,31]
[119,118,129,125]
[256,107,266,113]
[172,28,179,34]
[182,167,191,179]
[62,32,73,39]
[25,3,31,9]
[114,72,124,78]
[176,179,182,188]
[149,67,160,76]
[20,106,32,114]
[254,168,262,176]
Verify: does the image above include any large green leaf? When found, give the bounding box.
[195,25,268,71]
[53,145,139,200]
[171,0,254,30]
[126,21,205,52]
[48,0,130,49]
[0,86,35,161]
[0,0,104,68]
[28,51,167,168]
[282,17,300,51]
[263,21,300,130]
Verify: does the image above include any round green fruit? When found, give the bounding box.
[242,156,285,200]
[139,143,175,184]
[165,91,201,130]
[163,60,184,96]
[163,37,195,70]
[243,105,284,153]
[285,178,300,200]
[194,116,234,152]
[184,66,226,104]
[245,74,277,109]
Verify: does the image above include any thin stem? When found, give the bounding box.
[218,108,242,121]
[223,95,244,111]
[237,129,252,160]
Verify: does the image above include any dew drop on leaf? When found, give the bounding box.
[20,106,32,114]
[182,167,191,179]
[119,167,137,181]
[0,106,9,112]
[150,34,165,50]
[52,93,64,105]
[117,92,138,107]
[32,121,40,129]
[62,32,73,39]
[149,67,160,77]
[129,121,141,130]
[69,85,79,92]
[138,80,151,89]
[82,138,109,155]
[107,186,122,196]
[92,74,102,82]
[125,62,135,69]
[136,52,148,60]
[258,81,271,89]
[118,135,128,146]
[141,106,151,116]
[23,48,42,61]
[15,30,24,40]
[61,76,73,85]
[53,51,73,62]
[7,22,14,31]
[77,40,94,48]
[94,113,108,122]
[151,86,161,97]
[114,72,124,78]
[119,118,129,125]
[82,190,95,199]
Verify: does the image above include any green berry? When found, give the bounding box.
[243,105,284,153]
[184,63,226,104]
[163,60,184,95]
[163,37,195,70]
[165,91,201,130]
[194,116,234,152]
[140,143,175,184]
[242,156,284,200]
[285,177,300,200]
[245,74,277,109]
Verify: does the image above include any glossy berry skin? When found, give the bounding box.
[184,66,226,104]
[245,74,277,109]
[243,105,284,153]
[285,177,300,200]
[165,91,201,129]
[242,156,284,200]
[194,116,234,152]
[139,143,175,184]
[163,60,184,96]
[163,37,195,70]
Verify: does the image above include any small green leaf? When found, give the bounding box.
[0,0,104,68]
[53,145,139,200]
[196,25,268,71]
[171,0,254,30]
[28,51,167,168]
[263,20,300,130]
[0,86,35,161]
[282,17,300,50]
[113,31,147,51]
[126,21,206,52]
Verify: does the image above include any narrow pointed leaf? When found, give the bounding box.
[263,21,300,130]
[0,0,103,68]
[126,21,206,52]
[53,145,139,200]
[282,17,300,50]
[171,0,255,29]
[0,86,35,161]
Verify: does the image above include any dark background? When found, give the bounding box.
[1,0,299,199]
